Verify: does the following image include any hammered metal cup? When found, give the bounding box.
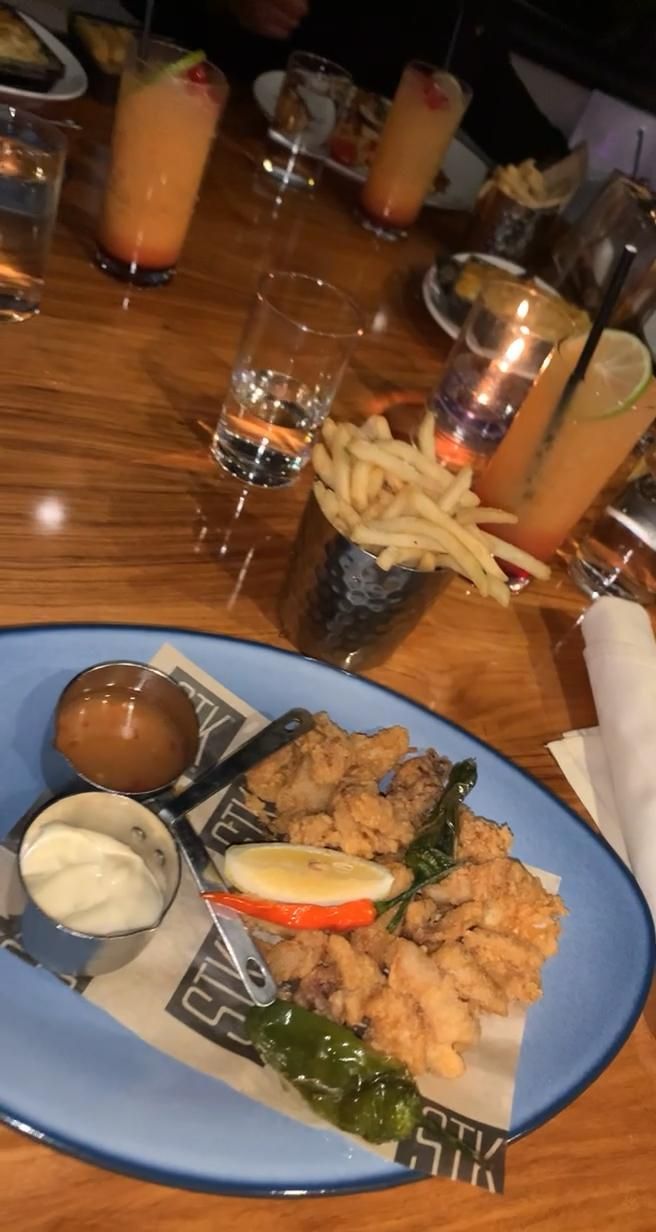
[279,491,451,671]
[467,185,558,267]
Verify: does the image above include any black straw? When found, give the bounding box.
[632,127,645,180]
[139,0,155,57]
[543,243,637,439]
[444,1,465,71]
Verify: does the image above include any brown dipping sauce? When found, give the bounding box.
[55,685,191,793]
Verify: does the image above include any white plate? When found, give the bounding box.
[253,69,488,211]
[422,252,557,339]
[0,12,87,104]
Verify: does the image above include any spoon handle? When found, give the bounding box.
[156,708,313,1006]
[171,814,278,1006]
[158,708,313,823]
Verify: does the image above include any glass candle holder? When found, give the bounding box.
[427,279,579,468]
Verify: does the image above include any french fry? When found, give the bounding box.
[382,440,480,507]
[332,424,352,504]
[362,415,392,441]
[475,529,551,581]
[352,527,437,550]
[313,481,346,534]
[487,576,511,607]
[311,413,550,596]
[362,488,393,520]
[367,465,385,503]
[352,521,489,596]
[334,494,359,533]
[457,507,518,526]
[438,466,473,514]
[348,439,445,494]
[377,546,408,571]
[321,418,337,449]
[418,411,436,462]
[384,487,411,519]
[351,459,371,513]
[312,442,334,488]
[382,440,451,489]
[408,492,506,581]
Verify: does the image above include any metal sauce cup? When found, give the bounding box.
[15,792,181,977]
[53,661,200,797]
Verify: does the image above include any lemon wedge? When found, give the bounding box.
[223,843,394,905]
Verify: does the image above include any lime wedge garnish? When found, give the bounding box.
[146,49,206,85]
[167,49,206,77]
[564,328,652,421]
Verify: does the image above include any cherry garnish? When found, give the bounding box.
[187,61,209,84]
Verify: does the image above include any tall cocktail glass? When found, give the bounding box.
[477,330,655,577]
[96,41,227,285]
[360,61,471,239]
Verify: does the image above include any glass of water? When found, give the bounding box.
[0,106,66,320]
[263,51,352,192]
[212,271,363,488]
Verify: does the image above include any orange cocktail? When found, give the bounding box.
[97,42,227,284]
[477,330,655,564]
[360,61,470,238]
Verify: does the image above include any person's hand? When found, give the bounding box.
[228,0,308,39]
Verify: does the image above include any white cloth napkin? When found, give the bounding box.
[547,597,656,925]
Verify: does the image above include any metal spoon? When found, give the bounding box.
[154,709,313,1006]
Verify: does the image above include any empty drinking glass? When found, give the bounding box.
[211,271,363,488]
[569,470,656,605]
[0,105,65,320]
[263,51,352,192]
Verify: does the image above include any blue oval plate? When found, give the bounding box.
[0,625,653,1195]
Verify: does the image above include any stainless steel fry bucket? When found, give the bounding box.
[279,490,451,671]
[14,792,181,977]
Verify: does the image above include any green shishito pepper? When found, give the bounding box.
[247,1000,422,1143]
[382,757,478,931]
[405,758,478,878]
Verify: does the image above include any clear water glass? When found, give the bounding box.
[212,271,363,488]
[263,51,352,192]
[0,105,65,320]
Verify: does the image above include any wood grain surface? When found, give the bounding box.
[0,91,654,1231]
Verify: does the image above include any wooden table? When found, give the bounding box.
[0,92,654,1232]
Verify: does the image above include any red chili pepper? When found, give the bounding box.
[201,891,376,932]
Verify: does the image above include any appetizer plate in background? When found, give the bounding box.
[0,625,653,1195]
[0,12,87,103]
[422,252,557,339]
[252,69,488,211]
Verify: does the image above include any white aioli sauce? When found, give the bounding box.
[21,822,164,935]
